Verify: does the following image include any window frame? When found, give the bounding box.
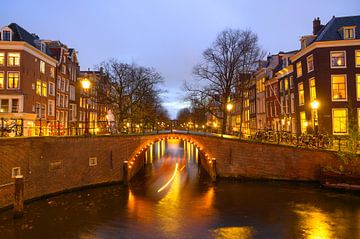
[331,74,347,102]
[332,108,348,135]
[309,77,316,101]
[330,51,346,69]
[40,60,45,74]
[298,82,304,106]
[356,50,360,68]
[307,54,314,73]
[7,52,20,67]
[48,99,55,117]
[0,71,4,89]
[296,61,303,78]
[357,74,360,101]
[7,71,20,89]
[49,82,55,96]
[343,27,355,40]
[0,52,4,66]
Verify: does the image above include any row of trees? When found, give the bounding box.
[95,59,170,132]
[182,28,264,134]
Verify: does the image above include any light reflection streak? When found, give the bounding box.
[157,162,179,193]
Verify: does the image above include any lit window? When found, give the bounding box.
[0,99,9,112]
[332,109,348,135]
[36,81,42,95]
[309,78,316,101]
[356,50,360,67]
[42,82,47,96]
[344,27,355,39]
[7,53,20,66]
[40,61,45,74]
[357,75,360,100]
[307,55,314,72]
[284,78,289,91]
[298,82,304,105]
[296,62,302,78]
[50,67,55,78]
[0,72,4,89]
[279,80,283,92]
[300,111,307,134]
[330,51,346,68]
[331,75,347,101]
[7,72,20,89]
[0,52,4,65]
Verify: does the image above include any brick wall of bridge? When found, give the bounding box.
[0,133,347,209]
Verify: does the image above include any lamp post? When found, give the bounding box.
[81,78,91,136]
[226,101,233,134]
[311,99,319,135]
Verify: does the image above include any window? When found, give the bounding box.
[290,76,294,89]
[60,94,64,107]
[49,82,55,96]
[57,77,61,90]
[42,82,47,96]
[344,27,355,39]
[0,52,4,65]
[7,72,19,89]
[50,67,55,78]
[357,75,360,100]
[70,85,75,101]
[284,78,289,91]
[11,167,21,178]
[0,72,4,89]
[41,104,46,118]
[332,109,348,135]
[65,95,68,108]
[12,99,19,113]
[35,102,41,118]
[8,53,20,66]
[356,50,360,67]
[56,93,60,107]
[279,80,283,92]
[307,55,314,72]
[298,82,304,105]
[309,78,316,101]
[3,30,11,41]
[331,75,347,101]
[61,79,65,92]
[291,93,295,113]
[62,65,66,74]
[358,109,360,132]
[66,79,69,92]
[296,62,302,78]
[36,81,42,95]
[40,61,45,74]
[330,51,346,68]
[0,99,9,112]
[300,111,307,134]
[48,100,55,116]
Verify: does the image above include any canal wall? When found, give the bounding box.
[0,133,350,210]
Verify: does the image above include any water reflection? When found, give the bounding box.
[0,139,359,239]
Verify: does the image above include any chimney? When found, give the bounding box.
[313,17,321,35]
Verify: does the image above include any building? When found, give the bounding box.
[0,23,57,136]
[291,16,360,136]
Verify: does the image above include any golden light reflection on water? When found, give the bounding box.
[212,227,254,239]
[294,204,334,239]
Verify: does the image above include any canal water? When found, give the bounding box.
[0,139,360,239]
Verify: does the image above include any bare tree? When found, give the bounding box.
[95,59,165,132]
[186,29,264,134]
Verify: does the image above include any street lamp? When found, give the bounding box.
[81,78,91,136]
[311,99,319,134]
[226,102,233,134]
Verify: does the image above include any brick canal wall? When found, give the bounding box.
[0,133,344,209]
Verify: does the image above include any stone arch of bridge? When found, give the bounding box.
[126,134,214,176]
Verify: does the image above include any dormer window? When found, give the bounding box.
[343,26,355,40]
[2,30,11,41]
[40,43,46,53]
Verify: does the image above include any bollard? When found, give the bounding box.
[13,175,24,219]
[211,158,217,182]
[123,161,129,185]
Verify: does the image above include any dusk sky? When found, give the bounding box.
[1,0,359,118]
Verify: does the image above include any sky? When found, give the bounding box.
[1,0,359,118]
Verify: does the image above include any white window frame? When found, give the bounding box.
[298,82,304,106]
[330,51,346,69]
[7,52,20,67]
[49,82,55,96]
[332,108,348,135]
[7,71,20,90]
[331,74,347,102]
[307,54,314,73]
[296,61,302,78]
[48,100,55,116]
[40,60,45,74]
[343,26,355,40]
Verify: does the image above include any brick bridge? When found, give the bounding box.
[0,133,341,209]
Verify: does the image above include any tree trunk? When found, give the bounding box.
[221,110,227,134]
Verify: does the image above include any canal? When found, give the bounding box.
[0,139,359,238]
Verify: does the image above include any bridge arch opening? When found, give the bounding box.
[126,135,215,181]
